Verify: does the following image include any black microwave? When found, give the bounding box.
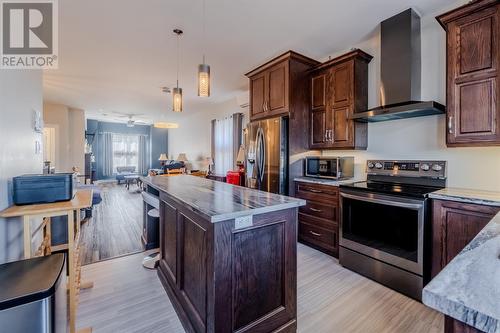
[305,157,354,180]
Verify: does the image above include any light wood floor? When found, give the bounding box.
[80,183,143,265]
[78,244,443,333]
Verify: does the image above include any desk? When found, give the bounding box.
[0,190,94,333]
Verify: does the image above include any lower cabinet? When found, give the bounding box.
[158,192,298,333]
[295,181,339,257]
[431,199,499,278]
[431,199,500,333]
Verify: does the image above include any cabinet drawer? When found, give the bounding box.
[295,182,338,203]
[299,212,336,230]
[299,222,337,253]
[299,200,337,221]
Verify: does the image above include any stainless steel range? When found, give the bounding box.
[339,160,446,301]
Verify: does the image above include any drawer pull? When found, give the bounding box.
[308,189,323,193]
[309,231,322,237]
[309,207,323,213]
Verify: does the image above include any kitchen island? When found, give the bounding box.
[141,175,305,333]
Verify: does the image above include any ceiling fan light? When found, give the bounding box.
[154,122,179,129]
[198,63,210,97]
[172,87,183,112]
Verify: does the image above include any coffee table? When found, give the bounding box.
[124,175,141,190]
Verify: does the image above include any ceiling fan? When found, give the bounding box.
[111,112,149,127]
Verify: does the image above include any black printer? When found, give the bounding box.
[13,173,77,205]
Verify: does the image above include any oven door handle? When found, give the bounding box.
[340,192,424,210]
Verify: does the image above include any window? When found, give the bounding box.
[211,113,244,175]
[213,116,234,175]
[112,134,139,172]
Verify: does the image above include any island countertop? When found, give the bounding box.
[422,211,500,333]
[141,175,306,222]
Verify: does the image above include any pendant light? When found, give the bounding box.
[197,0,210,97]
[173,29,183,112]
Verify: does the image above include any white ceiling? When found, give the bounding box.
[43,0,458,124]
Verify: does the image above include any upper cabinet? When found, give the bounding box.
[246,51,319,121]
[309,49,372,150]
[437,0,500,147]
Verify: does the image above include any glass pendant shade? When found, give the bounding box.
[172,87,183,112]
[198,63,210,97]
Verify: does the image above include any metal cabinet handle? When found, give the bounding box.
[324,130,328,141]
[330,130,334,142]
[309,207,323,213]
[309,231,322,237]
[448,116,453,134]
[308,189,323,193]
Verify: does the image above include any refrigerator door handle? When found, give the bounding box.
[255,127,263,185]
[259,128,265,184]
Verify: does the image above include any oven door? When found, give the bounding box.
[340,189,425,275]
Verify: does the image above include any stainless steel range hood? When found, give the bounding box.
[351,9,445,123]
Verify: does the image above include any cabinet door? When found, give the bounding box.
[446,5,500,145]
[250,72,266,120]
[311,73,327,110]
[310,109,327,147]
[431,200,499,278]
[331,106,351,145]
[267,62,289,114]
[160,200,178,284]
[330,61,353,108]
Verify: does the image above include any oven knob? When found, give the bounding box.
[432,164,443,172]
[367,162,375,169]
[375,162,383,169]
[421,163,430,171]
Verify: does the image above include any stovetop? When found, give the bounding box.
[339,160,447,199]
[340,180,443,199]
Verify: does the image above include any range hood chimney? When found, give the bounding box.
[351,9,445,122]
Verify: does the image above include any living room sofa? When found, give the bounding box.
[115,166,137,184]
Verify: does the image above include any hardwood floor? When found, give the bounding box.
[80,182,143,265]
[77,250,184,333]
[78,244,443,332]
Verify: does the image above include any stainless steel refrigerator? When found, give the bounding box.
[244,116,288,195]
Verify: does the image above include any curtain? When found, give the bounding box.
[138,134,149,175]
[212,113,243,175]
[232,113,244,169]
[102,132,113,176]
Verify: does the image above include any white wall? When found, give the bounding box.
[322,1,500,192]
[0,70,44,264]
[43,102,85,173]
[168,98,249,170]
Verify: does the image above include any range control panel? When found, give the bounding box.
[366,160,446,179]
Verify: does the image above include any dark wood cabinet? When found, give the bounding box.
[437,0,500,147]
[309,49,372,150]
[158,192,299,333]
[431,199,499,333]
[246,51,318,121]
[431,199,499,279]
[295,181,339,257]
[250,72,266,119]
[246,51,320,196]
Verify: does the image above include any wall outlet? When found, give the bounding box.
[235,215,253,230]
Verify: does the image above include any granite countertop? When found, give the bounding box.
[423,211,500,333]
[141,175,305,223]
[429,188,500,207]
[294,176,364,187]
